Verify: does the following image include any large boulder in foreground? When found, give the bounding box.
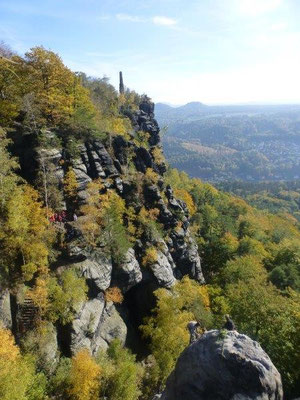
[161,330,283,400]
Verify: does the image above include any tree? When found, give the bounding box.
[36,148,63,214]
[79,182,130,263]
[225,278,300,395]
[141,277,212,387]
[0,129,19,211]
[47,268,87,325]
[69,349,101,400]
[0,43,25,126]
[97,340,142,400]
[64,166,79,209]
[0,184,53,290]
[0,327,45,400]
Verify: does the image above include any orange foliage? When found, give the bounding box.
[105,287,124,304]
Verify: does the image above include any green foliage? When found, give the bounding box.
[47,268,87,324]
[141,277,212,388]
[164,167,300,396]
[225,279,300,394]
[48,357,71,399]
[97,339,142,400]
[219,255,267,286]
[21,322,58,373]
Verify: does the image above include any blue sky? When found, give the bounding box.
[1,0,300,104]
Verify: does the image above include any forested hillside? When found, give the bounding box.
[156,102,300,182]
[218,180,300,221]
[0,44,299,399]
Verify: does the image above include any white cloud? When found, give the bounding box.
[270,22,287,31]
[236,0,282,17]
[152,16,177,26]
[115,13,177,27]
[116,13,145,22]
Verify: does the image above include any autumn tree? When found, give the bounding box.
[141,277,212,388]
[64,166,79,210]
[0,327,46,400]
[69,349,101,400]
[79,181,130,263]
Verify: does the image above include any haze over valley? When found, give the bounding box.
[157,102,300,182]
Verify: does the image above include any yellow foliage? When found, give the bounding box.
[220,232,239,253]
[145,168,159,185]
[64,167,78,199]
[27,277,49,316]
[105,287,124,304]
[0,328,20,362]
[79,180,128,253]
[174,188,196,216]
[0,328,35,400]
[1,184,53,289]
[141,277,212,384]
[152,147,165,164]
[142,247,158,267]
[125,206,137,241]
[69,349,101,400]
[109,117,131,137]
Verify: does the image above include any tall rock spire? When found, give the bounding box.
[119,71,125,94]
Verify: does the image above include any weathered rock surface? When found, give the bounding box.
[37,322,59,373]
[0,289,12,329]
[112,248,142,292]
[71,296,127,355]
[77,255,112,294]
[148,241,176,288]
[161,330,283,400]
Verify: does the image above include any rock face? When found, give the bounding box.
[14,95,205,358]
[0,289,12,329]
[161,330,283,400]
[71,296,127,355]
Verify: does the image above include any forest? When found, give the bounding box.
[0,43,299,400]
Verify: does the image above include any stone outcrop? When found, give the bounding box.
[71,295,127,355]
[0,289,12,329]
[161,330,283,400]
[15,95,205,358]
[111,248,142,292]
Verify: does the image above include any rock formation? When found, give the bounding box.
[1,96,205,357]
[161,330,283,400]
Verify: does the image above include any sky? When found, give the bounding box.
[1,0,300,105]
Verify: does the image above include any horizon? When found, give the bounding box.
[156,100,300,107]
[1,0,300,105]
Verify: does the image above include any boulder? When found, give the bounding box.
[71,297,105,355]
[149,241,176,288]
[112,248,142,292]
[71,296,127,355]
[161,330,283,400]
[78,255,112,294]
[170,230,205,283]
[96,301,127,350]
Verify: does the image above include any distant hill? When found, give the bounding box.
[156,102,300,182]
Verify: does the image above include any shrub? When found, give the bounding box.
[105,287,124,304]
[142,247,158,267]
